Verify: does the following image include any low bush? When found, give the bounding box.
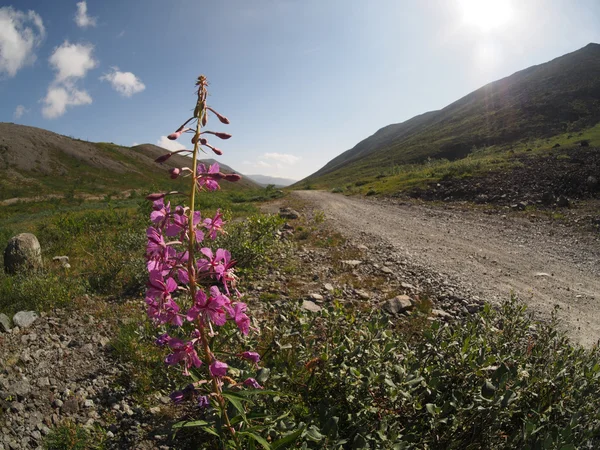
[215,213,288,271]
[199,296,600,448]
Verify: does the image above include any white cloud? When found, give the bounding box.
[42,41,97,119]
[13,105,27,119]
[156,136,186,152]
[100,67,145,97]
[42,85,92,119]
[0,7,45,77]
[74,1,97,28]
[49,41,97,83]
[256,161,272,168]
[262,152,301,164]
[132,142,139,146]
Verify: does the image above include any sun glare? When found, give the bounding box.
[458,0,513,32]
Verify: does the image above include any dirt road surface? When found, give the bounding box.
[295,191,600,347]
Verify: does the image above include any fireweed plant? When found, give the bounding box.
[145,76,264,448]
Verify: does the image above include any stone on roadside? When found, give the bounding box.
[384,295,413,314]
[308,293,324,302]
[355,289,371,300]
[3,233,43,275]
[302,300,322,313]
[431,309,453,320]
[341,260,362,268]
[380,266,394,275]
[0,313,11,332]
[13,311,39,329]
[52,255,71,269]
[279,207,300,220]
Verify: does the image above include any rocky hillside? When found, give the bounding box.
[0,123,258,200]
[302,43,600,185]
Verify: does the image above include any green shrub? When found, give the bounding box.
[0,270,86,314]
[215,213,288,270]
[241,297,600,448]
[44,421,104,450]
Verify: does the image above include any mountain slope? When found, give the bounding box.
[303,43,600,186]
[0,123,259,199]
[245,174,297,187]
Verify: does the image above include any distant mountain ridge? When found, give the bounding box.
[302,43,600,185]
[0,123,259,199]
[245,174,297,187]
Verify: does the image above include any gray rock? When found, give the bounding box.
[301,300,322,313]
[256,367,271,383]
[3,233,43,275]
[401,282,416,290]
[466,304,481,314]
[586,176,598,190]
[0,313,11,332]
[541,192,555,205]
[381,266,394,275]
[278,207,300,220]
[308,293,324,302]
[341,260,362,268]
[384,295,413,314]
[431,309,453,320]
[355,289,371,300]
[556,196,570,207]
[323,283,334,292]
[13,311,38,329]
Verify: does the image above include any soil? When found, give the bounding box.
[408,146,600,206]
[295,190,600,347]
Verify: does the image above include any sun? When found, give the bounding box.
[458,0,513,32]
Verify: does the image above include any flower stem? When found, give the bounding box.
[187,91,240,449]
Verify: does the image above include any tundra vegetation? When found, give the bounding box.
[1,78,599,449]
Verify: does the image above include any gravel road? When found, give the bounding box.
[295,191,600,347]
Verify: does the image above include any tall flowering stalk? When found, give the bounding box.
[145,76,260,448]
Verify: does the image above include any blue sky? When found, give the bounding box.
[1,0,599,179]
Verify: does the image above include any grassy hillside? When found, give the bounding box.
[299,43,600,192]
[0,123,259,200]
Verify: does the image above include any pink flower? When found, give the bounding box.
[203,210,224,240]
[165,338,202,376]
[196,163,222,191]
[186,286,230,326]
[243,378,263,389]
[240,351,260,364]
[209,360,228,377]
[232,302,250,335]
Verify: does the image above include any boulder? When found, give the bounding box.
[384,295,413,314]
[4,233,43,275]
[587,176,598,190]
[279,207,300,220]
[13,311,39,329]
[302,300,322,313]
[556,196,570,208]
[52,255,71,269]
[0,313,11,332]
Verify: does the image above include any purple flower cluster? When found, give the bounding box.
[144,75,262,413]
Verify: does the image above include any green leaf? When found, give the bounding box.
[222,393,247,422]
[239,431,271,450]
[305,425,324,442]
[426,403,437,416]
[172,419,209,429]
[272,428,304,449]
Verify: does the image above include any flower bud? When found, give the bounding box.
[202,112,208,126]
[169,168,181,179]
[206,144,222,155]
[155,153,173,163]
[168,131,182,140]
[200,138,207,145]
[222,173,241,182]
[208,107,230,124]
[214,132,231,140]
[191,133,200,144]
[146,192,166,201]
